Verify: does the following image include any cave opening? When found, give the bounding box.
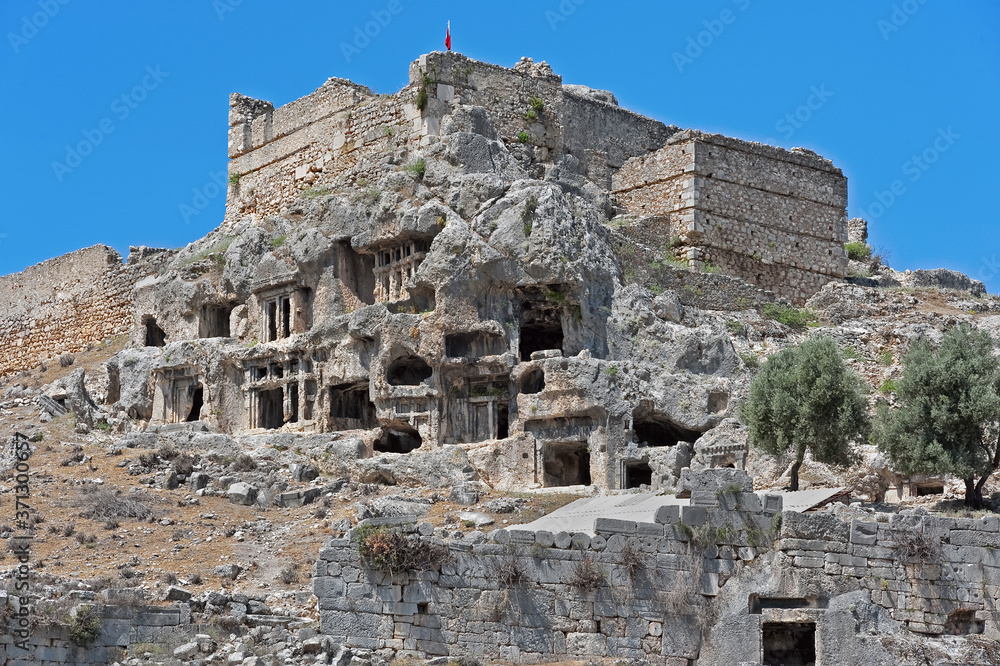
[762,622,816,666]
[185,386,204,422]
[375,426,423,454]
[519,306,564,361]
[145,318,166,348]
[542,441,591,487]
[519,368,545,394]
[633,408,702,447]
[387,356,433,386]
[445,331,507,358]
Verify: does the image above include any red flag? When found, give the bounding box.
[445,21,451,51]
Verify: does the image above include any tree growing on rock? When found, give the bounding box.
[742,336,870,490]
[875,325,1000,509]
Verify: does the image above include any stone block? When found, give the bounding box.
[690,490,719,507]
[654,504,680,525]
[565,632,608,656]
[850,519,878,545]
[534,530,555,547]
[554,531,573,549]
[594,518,638,535]
[681,506,707,526]
[762,494,783,514]
[636,521,665,537]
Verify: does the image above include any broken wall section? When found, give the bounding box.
[0,245,167,375]
[613,132,849,304]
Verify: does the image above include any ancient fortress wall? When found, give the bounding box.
[314,478,1000,664]
[613,132,848,304]
[0,246,161,375]
[225,51,674,225]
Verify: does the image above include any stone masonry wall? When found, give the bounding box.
[315,473,1000,665]
[225,52,673,227]
[0,245,163,376]
[0,601,191,666]
[613,131,849,304]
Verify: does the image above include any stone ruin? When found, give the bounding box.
[2,51,997,664]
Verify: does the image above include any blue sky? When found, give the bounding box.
[1,1,998,292]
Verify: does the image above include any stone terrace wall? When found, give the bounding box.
[0,601,191,666]
[0,246,163,376]
[314,475,1000,665]
[613,131,849,304]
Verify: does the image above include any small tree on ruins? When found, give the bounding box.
[875,324,1000,509]
[741,336,870,490]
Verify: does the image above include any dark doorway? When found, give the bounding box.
[281,298,291,338]
[288,383,299,423]
[145,318,166,347]
[519,368,545,394]
[186,386,204,422]
[258,389,284,429]
[519,306,564,361]
[497,405,509,439]
[375,427,423,454]
[266,302,278,342]
[633,408,702,447]
[387,356,433,386]
[623,461,653,489]
[330,383,377,430]
[542,441,591,487]
[762,622,816,666]
[915,484,944,496]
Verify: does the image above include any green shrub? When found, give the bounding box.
[879,379,899,394]
[877,349,894,366]
[517,131,530,143]
[353,525,449,576]
[845,241,873,261]
[228,172,241,186]
[404,158,426,179]
[762,303,816,330]
[739,351,761,369]
[270,236,286,249]
[523,109,538,122]
[68,606,102,645]
[521,195,538,236]
[529,96,545,112]
[302,186,331,198]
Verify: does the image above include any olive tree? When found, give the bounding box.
[875,324,1000,509]
[741,336,870,490]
